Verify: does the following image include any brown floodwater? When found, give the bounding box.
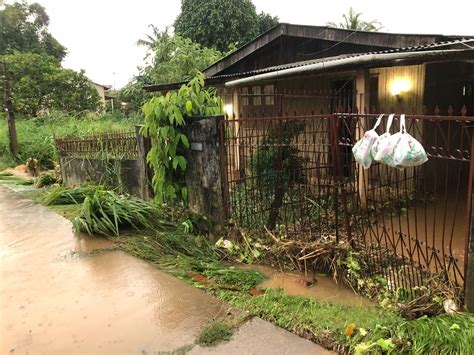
[367,195,468,277]
[0,185,224,354]
[250,265,374,307]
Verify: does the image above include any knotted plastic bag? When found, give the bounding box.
[393,115,428,168]
[352,114,383,169]
[371,114,394,161]
[375,114,428,168]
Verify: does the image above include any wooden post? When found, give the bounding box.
[2,60,19,157]
[232,89,242,180]
[355,69,370,210]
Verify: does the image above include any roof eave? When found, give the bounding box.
[225,49,474,87]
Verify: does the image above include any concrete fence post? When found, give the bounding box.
[135,125,153,200]
[182,115,226,238]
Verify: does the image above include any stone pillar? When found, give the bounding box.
[135,125,153,200]
[183,115,226,237]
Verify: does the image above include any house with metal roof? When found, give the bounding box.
[145,24,474,303]
[145,23,474,117]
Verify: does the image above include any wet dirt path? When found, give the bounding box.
[0,185,224,354]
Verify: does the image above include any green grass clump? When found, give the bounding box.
[156,229,217,259]
[34,173,57,188]
[196,321,234,346]
[396,314,474,354]
[43,185,96,205]
[72,188,160,236]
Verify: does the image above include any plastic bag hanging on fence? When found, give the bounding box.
[393,114,428,168]
[371,113,394,161]
[374,114,404,167]
[351,114,384,169]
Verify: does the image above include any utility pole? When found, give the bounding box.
[2,60,19,157]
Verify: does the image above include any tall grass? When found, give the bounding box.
[0,111,142,169]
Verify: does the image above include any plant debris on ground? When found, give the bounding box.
[72,187,167,236]
[42,185,96,205]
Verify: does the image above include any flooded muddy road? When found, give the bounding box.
[0,185,224,354]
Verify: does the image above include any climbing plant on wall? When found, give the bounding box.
[142,73,222,204]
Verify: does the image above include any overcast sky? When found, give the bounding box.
[21,0,474,88]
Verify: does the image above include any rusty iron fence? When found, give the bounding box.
[220,113,474,297]
[55,130,138,159]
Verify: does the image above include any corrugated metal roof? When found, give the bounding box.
[143,38,474,92]
[210,38,474,80]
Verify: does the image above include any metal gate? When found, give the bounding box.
[220,113,473,296]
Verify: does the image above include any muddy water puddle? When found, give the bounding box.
[249,265,373,307]
[0,185,223,354]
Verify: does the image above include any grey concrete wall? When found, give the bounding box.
[183,115,225,234]
[59,157,144,197]
[58,127,153,200]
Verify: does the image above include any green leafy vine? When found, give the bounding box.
[142,73,222,203]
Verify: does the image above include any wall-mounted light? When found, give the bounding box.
[224,104,233,117]
[391,78,411,102]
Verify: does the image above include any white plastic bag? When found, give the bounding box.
[352,114,383,169]
[375,114,428,168]
[371,114,394,161]
[393,115,428,168]
[377,132,402,167]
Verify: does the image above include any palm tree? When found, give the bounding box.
[136,25,164,48]
[327,8,382,32]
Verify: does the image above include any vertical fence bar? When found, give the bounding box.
[267,117,284,230]
[330,114,340,242]
[464,128,474,310]
[219,119,230,220]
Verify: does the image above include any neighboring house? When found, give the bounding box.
[145,23,474,117]
[90,82,112,107]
